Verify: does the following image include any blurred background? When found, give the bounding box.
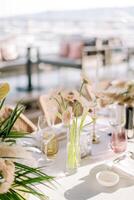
[1,0,134,122]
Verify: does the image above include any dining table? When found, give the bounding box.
[28,116,134,200]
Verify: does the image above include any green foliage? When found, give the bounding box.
[0,98,54,200]
[0,102,24,139]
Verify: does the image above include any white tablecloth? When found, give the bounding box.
[29,118,134,200]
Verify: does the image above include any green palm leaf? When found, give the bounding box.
[0,92,55,200]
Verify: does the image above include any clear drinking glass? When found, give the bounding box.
[108,104,125,127]
[37,115,58,166]
[80,132,92,158]
[108,104,127,153]
[110,125,127,153]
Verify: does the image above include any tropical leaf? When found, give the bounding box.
[0,162,54,200]
[6,130,31,138]
[0,103,25,139]
[0,84,54,200]
[12,162,54,200]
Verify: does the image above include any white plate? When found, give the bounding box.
[96,170,120,187]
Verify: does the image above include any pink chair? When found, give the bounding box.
[68,41,83,59]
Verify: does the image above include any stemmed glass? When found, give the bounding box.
[90,100,100,144]
[37,115,57,166]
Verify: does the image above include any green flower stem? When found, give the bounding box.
[67,119,80,171]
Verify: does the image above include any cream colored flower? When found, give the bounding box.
[98,97,111,108]
[0,143,37,168]
[0,144,32,160]
[127,83,134,95]
[81,72,92,85]
[62,107,73,126]
[84,84,96,102]
[77,95,90,111]
[0,159,15,194]
[101,79,134,106]
[111,80,127,88]
[0,83,10,100]
[66,92,75,102]
[61,90,79,103]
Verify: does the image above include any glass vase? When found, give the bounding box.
[66,127,81,175]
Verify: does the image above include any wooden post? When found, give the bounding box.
[17,46,33,92]
[26,47,33,92]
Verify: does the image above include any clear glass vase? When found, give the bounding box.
[66,127,81,175]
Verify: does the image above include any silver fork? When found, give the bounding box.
[112,151,134,164]
[113,154,126,164]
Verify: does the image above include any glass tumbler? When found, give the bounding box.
[110,125,127,153]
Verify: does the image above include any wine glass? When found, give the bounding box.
[37,115,57,167]
[90,100,100,144]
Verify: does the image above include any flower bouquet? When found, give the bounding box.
[47,80,94,173]
[0,83,53,200]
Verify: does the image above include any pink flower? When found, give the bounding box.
[62,107,73,126]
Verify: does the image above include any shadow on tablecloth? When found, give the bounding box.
[64,163,134,200]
